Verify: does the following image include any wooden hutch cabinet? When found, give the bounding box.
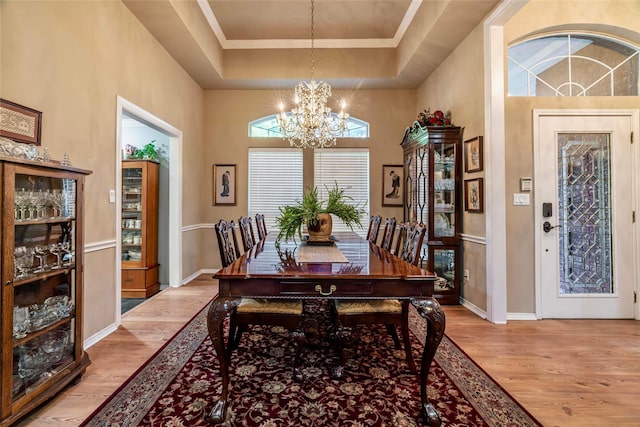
[1,156,91,426]
[121,160,160,298]
[401,123,464,304]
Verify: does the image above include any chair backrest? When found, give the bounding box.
[393,222,408,256]
[366,215,382,244]
[238,216,256,252]
[215,220,240,267]
[380,217,397,251]
[398,222,426,266]
[255,213,267,240]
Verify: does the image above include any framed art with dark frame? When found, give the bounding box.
[213,164,236,205]
[0,99,42,145]
[464,178,484,213]
[382,164,404,206]
[463,136,483,173]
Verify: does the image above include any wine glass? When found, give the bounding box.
[33,245,49,273]
[15,189,28,221]
[14,246,27,279]
[12,306,30,339]
[35,189,48,220]
[50,189,63,218]
[49,244,62,269]
[60,242,72,267]
[25,191,39,221]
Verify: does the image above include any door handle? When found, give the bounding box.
[543,221,562,233]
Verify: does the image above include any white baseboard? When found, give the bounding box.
[180,268,219,285]
[83,322,118,350]
[506,312,538,321]
[459,298,488,319]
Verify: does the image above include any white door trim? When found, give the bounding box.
[115,96,183,326]
[482,1,527,324]
[533,109,639,320]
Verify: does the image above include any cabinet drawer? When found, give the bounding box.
[122,265,159,290]
[279,280,373,297]
[122,269,146,289]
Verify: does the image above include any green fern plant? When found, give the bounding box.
[276,182,366,242]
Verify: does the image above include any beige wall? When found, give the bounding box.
[503,0,639,313]
[0,0,205,338]
[203,89,416,267]
[416,24,488,309]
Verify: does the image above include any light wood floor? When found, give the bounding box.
[17,275,640,427]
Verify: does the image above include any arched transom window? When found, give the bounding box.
[508,33,639,96]
[249,113,370,138]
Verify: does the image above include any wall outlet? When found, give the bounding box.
[463,269,470,281]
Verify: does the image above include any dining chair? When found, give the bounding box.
[392,221,409,256]
[214,220,241,265]
[255,213,267,240]
[379,217,397,251]
[214,219,306,380]
[238,216,256,252]
[366,215,383,244]
[332,222,427,375]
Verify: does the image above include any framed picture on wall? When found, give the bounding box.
[464,136,483,173]
[382,164,403,206]
[213,164,236,205]
[464,178,484,213]
[0,99,42,145]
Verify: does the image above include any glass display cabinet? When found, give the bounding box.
[0,156,91,425]
[121,160,159,298]
[401,123,464,304]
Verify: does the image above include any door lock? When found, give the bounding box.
[543,221,562,233]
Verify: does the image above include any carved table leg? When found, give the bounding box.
[411,298,446,427]
[205,296,239,424]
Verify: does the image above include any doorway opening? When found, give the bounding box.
[115,96,183,322]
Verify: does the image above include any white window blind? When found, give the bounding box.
[314,149,370,236]
[248,148,303,232]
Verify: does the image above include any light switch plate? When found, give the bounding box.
[109,189,116,203]
[513,193,530,206]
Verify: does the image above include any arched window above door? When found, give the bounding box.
[508,33,639,96]
[249,113,370,138]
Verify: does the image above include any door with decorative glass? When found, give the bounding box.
[534,112,636,319]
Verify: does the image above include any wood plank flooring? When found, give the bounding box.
[16,275,640,426]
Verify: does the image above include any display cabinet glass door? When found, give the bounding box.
[122,167,143,263]
[432,143,457,239]
[430,246,459,294]
[8,173,79,404]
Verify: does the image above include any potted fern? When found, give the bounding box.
[276,182,366,242]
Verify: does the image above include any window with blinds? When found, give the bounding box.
[248,148,303,232]
[314,149,370,236]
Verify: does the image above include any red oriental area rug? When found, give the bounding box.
[82,301,541,426]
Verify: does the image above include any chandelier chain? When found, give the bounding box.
[310,0,315,81]
[275,0,349,149]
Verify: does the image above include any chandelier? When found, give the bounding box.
[277,0,349,149]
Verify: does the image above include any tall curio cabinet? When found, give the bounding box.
[401,122,464,304]
[121,160,159,298]
[1,156,91,426]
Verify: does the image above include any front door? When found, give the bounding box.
[534,112,636,319]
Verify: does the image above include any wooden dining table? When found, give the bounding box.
[206,232,446,426]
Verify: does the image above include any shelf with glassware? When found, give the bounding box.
[1,157,91,426]
[401,123,463,304]
[121,160,159,298]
